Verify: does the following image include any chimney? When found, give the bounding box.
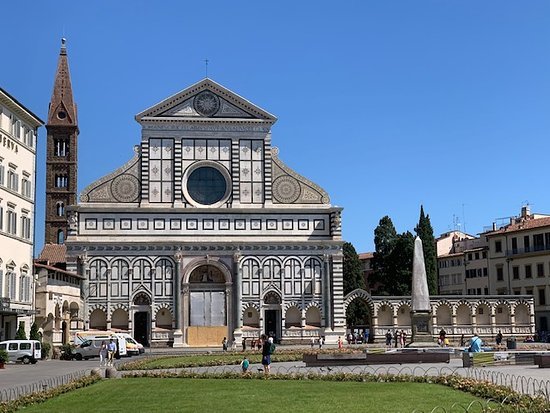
[521,205,530,219]
[492,222,497,231]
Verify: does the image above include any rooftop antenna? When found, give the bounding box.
[462,203,466,234]
[204,58,209,78]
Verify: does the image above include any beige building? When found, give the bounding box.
[0,88,43,340]
[484,206,550,336]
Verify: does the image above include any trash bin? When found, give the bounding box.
[506,338,516,350]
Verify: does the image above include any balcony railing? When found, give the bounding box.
[507,245,550,256]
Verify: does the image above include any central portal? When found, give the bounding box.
[265,310,280,341]
[135,312,149,347]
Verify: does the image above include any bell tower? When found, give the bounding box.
[45,38,79,244]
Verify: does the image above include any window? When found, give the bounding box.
[482,251,487,259]
[55,174,68,188]
[483,267,488,276]
[187,166,227,205]
[6,208,17,235]
[6,268,16,300]
[484,288,489,295]
[525,264,532,278]
[496,266,504,281]
[526,289,533,296]
[512,266,519,279]
[537,263,545,278]
[511,237,518,254]
[24,128,35,148]
[539,288,546,306]
[468,253,473,261]
[21,215,31,239]
[19,270,30,303]
[54,139,68,157]
[475,252,480,260]
[0,160,4,186]
[0,204,3,231]
[545,233,550,250]
[56,202,65,216]
[21,177,32,198]
[534,234,544,251]
[11,117,21,139]
[495,240,502,253]
[7,169,18,192]
[524,236,530,253]
[57,229,64,244]
[0,267,3,297]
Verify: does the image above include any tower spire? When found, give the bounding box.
[47,38,77,128]
[44,38,79,245]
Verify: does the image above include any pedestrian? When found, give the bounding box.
[364,329,370,344]
[337,336,343,349]
[310,336,315,349]
[240,356,250,375]
[468,333,482,353]
[496,330,503,347]
[385,330,392,349]
[107,338,117,366]
[231,338,237,351]
[222,337,228,352]
[261,334,272,375]
[460,334,465,347]
[401,330,407,347]
[396,330,402,348]
[256,339,262,351]
[399,330,405,348]
[318,336,323,350]
[99,340,107,367]
[242,337,247,352]
[393,330,399,348]
[439,329,446,346]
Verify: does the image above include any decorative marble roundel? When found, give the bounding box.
[193,91,220,117]
[272,176,301,203]
[111,174,140,202]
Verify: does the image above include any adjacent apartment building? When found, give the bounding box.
[437,206,550,337]
[0,88,43,341]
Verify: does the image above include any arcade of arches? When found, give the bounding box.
[344,289,535,342]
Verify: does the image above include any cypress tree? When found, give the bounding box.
[371,216,398,295]
[15,321,26,340]
[30,322,41,341]
[415,205,438,295]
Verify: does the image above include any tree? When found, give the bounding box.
[415,205,438,295]
[370,216,398,294]
[343,242,365,294]
[30,322,41,341]
[384,231,415,296]
[343,242,369,327]
[15,321,26,340]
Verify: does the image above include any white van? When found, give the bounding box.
[117,333,144,355]
[0,340,41,364]
[73,332,127,358]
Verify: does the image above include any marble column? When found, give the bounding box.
[79,250,89,331]
[172,250,185,347]
[233,252,243,343]
[323,254,332,331]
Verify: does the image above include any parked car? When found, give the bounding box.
[0,340,41,364]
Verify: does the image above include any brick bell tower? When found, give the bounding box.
[45,38,78,244]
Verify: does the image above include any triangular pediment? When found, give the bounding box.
[135,78,277,123]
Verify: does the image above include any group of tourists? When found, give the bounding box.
[384,329,407,348]
[239,334,275,375]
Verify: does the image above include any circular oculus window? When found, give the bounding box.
[186,166,227,205]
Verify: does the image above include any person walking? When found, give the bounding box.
[385,330,392,349]
[222,337,228,352]
[242,337,247,352]
[337,336,343,349]
[318,336,323,350]
[261,334,272,375]
[99,340,107,367]
[310,336,315,349]
[107,338,117,366]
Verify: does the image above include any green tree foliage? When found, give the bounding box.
[384,231,415,295]
[343,242,365,294]
[343,242,370,327]
[30,322,41,341]
[371,216,414,295]
[371,216,397,294]
[415,205,438,295]
[15,321,26,340]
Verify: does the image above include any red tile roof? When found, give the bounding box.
[37,244,67,265]
[34,262,83,279]
[485,216,550,236]
[358,252,374,259]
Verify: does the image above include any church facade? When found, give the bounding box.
[65,79,346,346]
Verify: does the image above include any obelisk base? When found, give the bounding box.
[407,311,437,348]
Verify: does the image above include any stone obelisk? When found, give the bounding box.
[409,236,435,347]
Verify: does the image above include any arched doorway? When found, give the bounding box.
[186,264,229,346]
[133,292,151,346]
[263,291,282,341]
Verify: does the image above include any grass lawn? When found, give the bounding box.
[20,378,489,413]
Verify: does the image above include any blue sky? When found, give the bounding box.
[2,1,550,255]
